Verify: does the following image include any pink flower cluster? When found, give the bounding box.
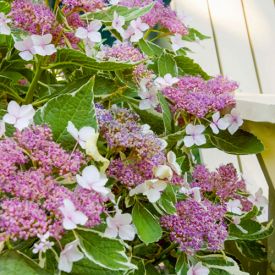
[62,0,105,12]
[10,0,82,47]
[99,43,145,63]
[133,64,155,83]
[119,0,188,35]
[191,164,253,211]
[161,198,228,254]
[0,126,106,241]
[162,75,238,118]
[96,105,181,187]
[11,0,57,35]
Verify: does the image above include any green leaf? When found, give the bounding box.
[132,202,162,245]
[197,254,249,275]
[138,39,162,57]
[130,104,164,135]
[175,55,210,80]
[0,251,48,275]
[128,260,146,275]
[177,154,190,173]
[157,92,173,135]
[235,240,267,262]
[83,3,154,22]
[52,49,138,71]
[71,257,123,275]
[0,1,11,14]
[76,229,136,271]
[165,130,185,149]
[158,51,178,77]
[0,109,15,137]
[175,253,188,275]
[228,220,273,241]
[182,28,210,42]
[158,184,177,214]
[206,129,264,155]
[133,243,159,258]
[34,78,97,149]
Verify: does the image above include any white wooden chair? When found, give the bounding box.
[172,0,275,273]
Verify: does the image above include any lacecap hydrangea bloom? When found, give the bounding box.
[0,125,107,241]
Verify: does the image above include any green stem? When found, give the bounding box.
[154,242,178,264]
[25,58,43,104]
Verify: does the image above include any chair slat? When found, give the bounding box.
[172,0,241,172]
[208,0,260,93]
[242,0,275,94]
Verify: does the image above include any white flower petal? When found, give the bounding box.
[14,117,31,131]
[210,122,219,134]
[183,136,194,147]
[139,99,152,110]
[194,134,206,146]
[75,27,88,39]
[63,218,77,230]
[58,253,73,273]
[228,123,239,135]
[19,51,33,61]
[3,113,16,124]
[145,189,161,203]
[104,226,118,238]
[217,117,230,130]
[154,165,173,180]
[67,121,79,140]
[118,224,135,241]
[88,31,102,43]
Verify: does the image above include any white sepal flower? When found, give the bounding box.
[154,165,173,180]
[226,199,243,215]
[179,186,202,202]
[112,11,125,36]
[141,124,153,134]
[158,138,167,150]
[67,121,96,149]
[3,101,35,131]
[154,73,179,89]
[58,240,84,273]
[170,34,185,52]
[0,12,11,35]
[110,0,120,4]
[129,179,167,203]
[138,78,158,110]
[125,18,149,42]
[187,262,210,275]
[67,122,109,169]
[0,121,5,137]
[210,111,230,134]
[183,124,206,147]
[75,20,102,43]
[14,36,35,61]
[104,210,136,241]
[167,151,181,175]
[220,108,243,135]
[31,34,56,56]
[59,199,88,230]
[76,165,110,196]
[248,188,268,208]
[32,232,54,254]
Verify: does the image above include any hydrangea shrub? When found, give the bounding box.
[0,0,272,274]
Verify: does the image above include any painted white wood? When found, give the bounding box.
[207,0,260,93]
[172,0,269,203]
[236,94,275,123]
[172,0,220,76]
[242,0,275,94]
[173,0,241,171]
